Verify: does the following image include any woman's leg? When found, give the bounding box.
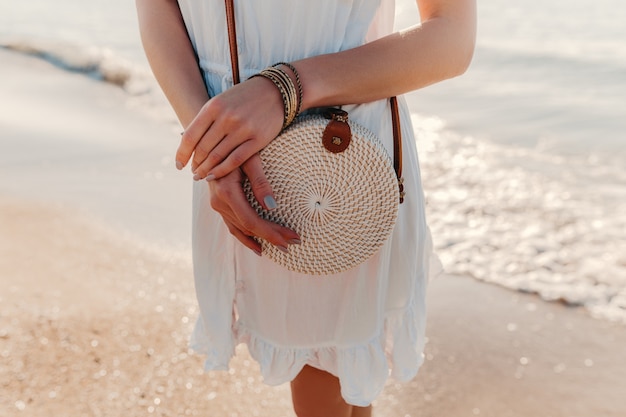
[290,365,372,417]
[351,405,373,417]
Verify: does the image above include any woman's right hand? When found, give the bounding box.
[177,75,286,183]
[208,153,300,256]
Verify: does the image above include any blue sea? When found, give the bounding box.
[1,0,624,322]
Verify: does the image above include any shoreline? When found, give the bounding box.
[2,198,625,417]
[1,48,626,417]
[0,47,190,249]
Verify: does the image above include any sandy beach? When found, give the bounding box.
[1,49,625,417]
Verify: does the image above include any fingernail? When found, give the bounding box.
[193,173,202,181]
[175,160,184,170]
[288,239,301,245]
[205,174,216,182]
[277,245,289,254]
[264,196,277,210]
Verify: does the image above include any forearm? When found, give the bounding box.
[136,0,208,127]
[296,0,476,109]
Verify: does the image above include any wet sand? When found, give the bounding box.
[1,48,626,417]
[2,199,626,417]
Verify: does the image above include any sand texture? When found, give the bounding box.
[1,48,625,417]
[2,200,626,417]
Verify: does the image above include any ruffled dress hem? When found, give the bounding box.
[190,296,426,407]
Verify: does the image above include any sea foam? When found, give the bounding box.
[1,37,152,95]
[416,114,626,323]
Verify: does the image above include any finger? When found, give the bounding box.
[190,148,208,173]
[209,176,262,249]
[205,140,260,181]
[213,200,254,236]
[229,191,300,248]
[223,219,262,256]
[241,154,277,211]
[192,132,254,181]
[212,175,299,248]
[176,100,222,169]
[177,126,209,170]
[229,200,300,248]
[190,133,225,173]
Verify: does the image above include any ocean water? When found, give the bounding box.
[1,0,624,322]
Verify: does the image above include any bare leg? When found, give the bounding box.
[291,365,369,417]
[352,405,373,417]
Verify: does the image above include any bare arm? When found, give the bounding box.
[136,0,299,255]
[183,0,477,180]
[135,0,208,128]
[298,0,477,109]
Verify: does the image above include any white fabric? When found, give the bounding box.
[178,0,436,406]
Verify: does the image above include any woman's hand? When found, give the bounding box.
[176,76,284,181]
[208,154,301,255]
[175,75,300,253]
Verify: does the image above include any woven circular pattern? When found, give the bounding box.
[243,115,399,275]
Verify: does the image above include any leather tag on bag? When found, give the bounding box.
[322,109,351,153]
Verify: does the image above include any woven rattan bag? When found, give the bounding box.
[225,0,404,275]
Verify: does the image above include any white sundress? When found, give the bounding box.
[177,0,437,407]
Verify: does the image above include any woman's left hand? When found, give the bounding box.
[207,155,300,255]
[176,76,284,181]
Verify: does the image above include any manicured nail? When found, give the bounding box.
[193,173,202,181]
[175,160,184,170]
[264,196,277,210]
[205,174,216,182]
[288,239,301,245]
[277,245,289,254]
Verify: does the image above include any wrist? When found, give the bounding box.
[252,63,302,129]
[289,56,335,111]
[275,63,303,116]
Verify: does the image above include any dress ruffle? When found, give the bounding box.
[190,292,427,407]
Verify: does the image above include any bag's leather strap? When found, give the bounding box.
[390,96,403,182]
[225,0,240,85]
[224,0,403,198]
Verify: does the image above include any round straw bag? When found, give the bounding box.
[225,0,402,275]
[243,109,400,275]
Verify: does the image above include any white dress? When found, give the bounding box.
[177,0,436,406]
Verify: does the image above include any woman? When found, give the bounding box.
[136,0,475,416]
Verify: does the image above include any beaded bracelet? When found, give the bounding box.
[252,63,302,130]
[273,62,303,117]
[261,67,298,127]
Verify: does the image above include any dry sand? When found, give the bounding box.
[1,48,625,417]
[2,199,626,417]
